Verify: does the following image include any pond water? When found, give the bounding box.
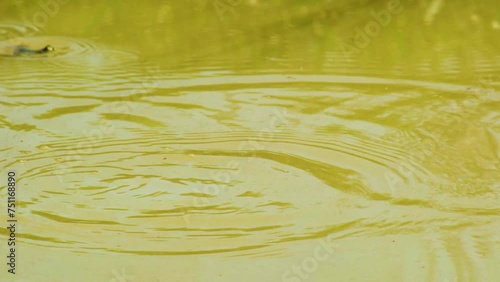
[0,0,499,281]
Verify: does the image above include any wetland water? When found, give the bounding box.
[0,0,499,281]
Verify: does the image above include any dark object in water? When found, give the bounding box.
[14,45,54,55]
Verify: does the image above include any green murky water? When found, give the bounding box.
[0,0,499,281]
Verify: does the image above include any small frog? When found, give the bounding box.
[14,45,54,55]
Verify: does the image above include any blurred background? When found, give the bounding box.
[2,0,499,80]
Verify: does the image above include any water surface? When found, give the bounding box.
[0,0,499,281]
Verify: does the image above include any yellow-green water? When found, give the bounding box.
[0,0,499,281]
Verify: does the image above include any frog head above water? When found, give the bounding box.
[14,44,55,55]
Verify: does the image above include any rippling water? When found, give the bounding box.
[1,1,499,281]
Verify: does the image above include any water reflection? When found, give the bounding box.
[0,0,499,280]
